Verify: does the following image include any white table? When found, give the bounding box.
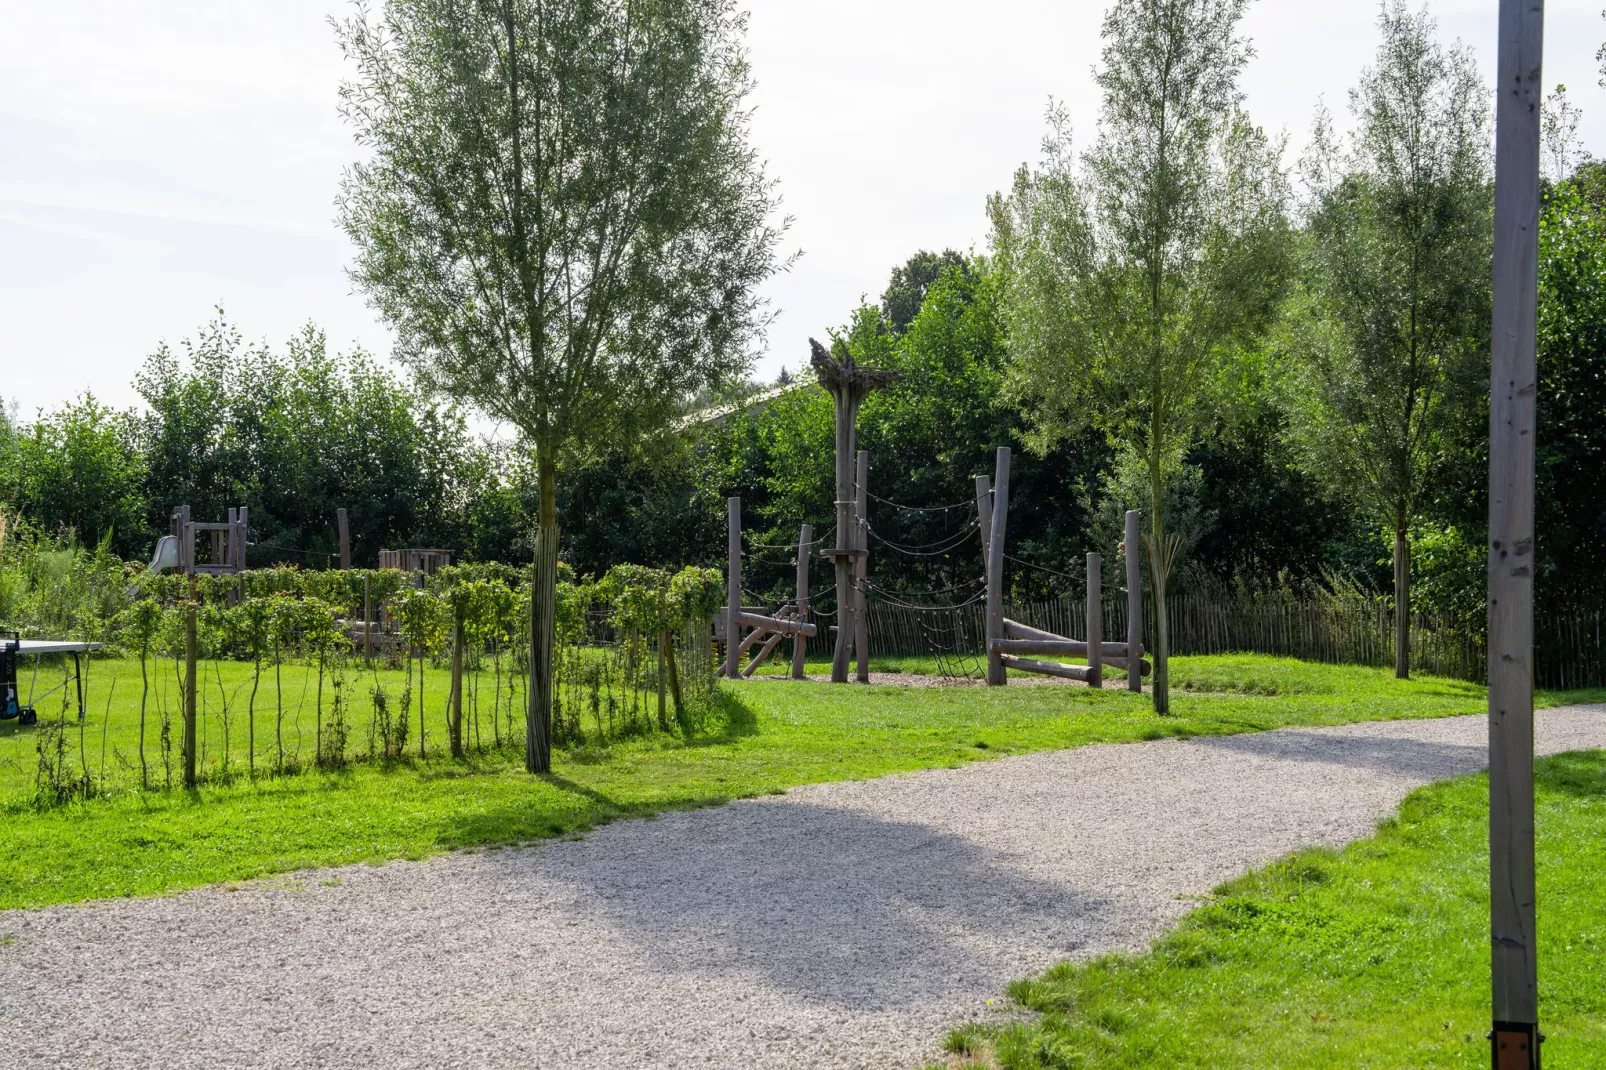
[4,639,102,723]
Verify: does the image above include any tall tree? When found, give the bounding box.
[1286,1,1491,678]
[989,0,1290,712]
[336,0,787,772]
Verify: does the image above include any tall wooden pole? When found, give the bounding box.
[985,448,1011,686]
[793,524,811,679]
[974,475,993,571]
[854,449,870,683]
[183,520,197,789]
[1488,0,1544,1064]
[725,497,742,679]
[1125,510,1144,694]
[1085,552,1103,689]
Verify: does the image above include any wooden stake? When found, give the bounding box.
[183,600,197,789]
[985,448,1011,686]
[363,574,373,662]
[793,524,811,679]
[1488,0,1543,1062]
[855,450,870,683]
[337,508,351,570]
[974,475,993,572]
[1086,552,1103,689]
[725,497,741,678]
[1126,510,1143,693]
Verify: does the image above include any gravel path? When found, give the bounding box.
[3,706,1603,1070]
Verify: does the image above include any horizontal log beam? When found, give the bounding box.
[999,654,1092,682]
[736,611,817,637]
[990,637,1135,659]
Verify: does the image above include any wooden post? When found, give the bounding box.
[363,574,373,661]
[1086,552,1103,689]
[974,474,993,572]
[183,517,199,784]
[725,497,741,678]
[793,524,811,679]
[337,508,351,570]
[855,449,870,683]
[450,615,464,756]
[830,397,855,685]
[1126,510,1143,694]
[985,448,1011,686]
[1488,0,1543,1063]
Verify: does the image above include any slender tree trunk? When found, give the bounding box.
[1394,519,1411,679]
[248,655,259,777]
[527,451,558,774]
[1148,452,1171,715]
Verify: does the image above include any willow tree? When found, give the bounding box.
[989,0,1290,713]
[336,0,787,772]
[1287,2,1490,679]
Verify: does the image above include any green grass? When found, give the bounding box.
[937,750,1606,1069]
[0,653,1596,913]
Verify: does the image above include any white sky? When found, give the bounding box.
[4,1,1605,417]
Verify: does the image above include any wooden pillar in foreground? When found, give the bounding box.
[854,449,870,683]
[725,497,741,679]
[984,447,1011,686]
[793,524,811,679]
[1125,509,1144,694]
[337,508,351,570]
[1488,0,1544,1064]
[1086,552,1102,689]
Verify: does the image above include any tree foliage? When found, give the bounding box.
[1282,0,1491,675]
[989,0,1291,710]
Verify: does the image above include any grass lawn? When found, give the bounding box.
[938,750,1606,1069]
[0,653,1599,912]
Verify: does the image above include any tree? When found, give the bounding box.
[1285,1,1491,678]
[881,249,970,333]
[989,0,1290,712]
[335,0,788,773]
[2,394,149,554]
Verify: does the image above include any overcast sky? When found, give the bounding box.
[4,1,1605,418]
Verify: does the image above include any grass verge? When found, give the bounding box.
[1,654,1597,913]
[937,750,1606,1069]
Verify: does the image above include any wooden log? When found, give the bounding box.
[337,507,351,570]
[742,627,788,677]
[793,523,811,678]
[974,474,993,572]
[1487,0,1544,1054]
[985,447,1011,686]
[999,654,1092,682]
[725,497,741,678]
[1126,510,1143,693]
[1086,551,1103,688]
[988,637,1142,661]
[855,450,870,683]
[736,611,817,637]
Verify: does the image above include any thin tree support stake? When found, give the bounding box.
[1488,0,1544,1065]
[1086,552,1102,689]
[793,524,811,679]
[725,497,742,678]
[985,447,1011,686]
[183,601,198,788]
[337,507,351,570]
[1126,510,1143,694]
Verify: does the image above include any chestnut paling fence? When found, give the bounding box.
[838,592,1604,688]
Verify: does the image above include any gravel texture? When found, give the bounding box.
[2,706,1602,1070]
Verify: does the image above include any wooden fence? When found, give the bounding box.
[853,593,1606,689]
